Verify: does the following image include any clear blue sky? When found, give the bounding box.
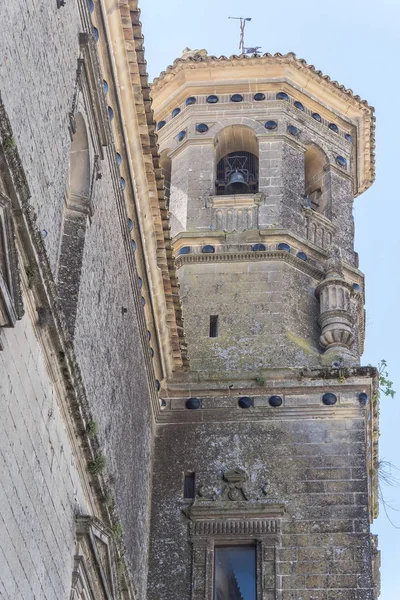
[142,1,400,596]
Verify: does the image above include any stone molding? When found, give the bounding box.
[176,248,324,280]
[71,516,119,600]
[115,0,188,373]
[78,33,110,153]
[0,191,24,330]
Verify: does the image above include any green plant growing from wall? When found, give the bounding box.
[112,520,124,541]
[377,359,396,399]
[2,135,16,155]
[88,455,107,474]
[255,376,265,386]
[86,420,99,438]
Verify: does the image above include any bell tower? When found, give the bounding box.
[148,51,379,600]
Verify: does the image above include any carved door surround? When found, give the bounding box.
[70,516,119,600]
[186,469,285,600]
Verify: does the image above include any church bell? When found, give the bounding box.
[225,170,250,195]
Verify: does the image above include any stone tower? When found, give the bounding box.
[147,51,379,600]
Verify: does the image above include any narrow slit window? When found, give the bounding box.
[183,472,195,499]
[210,315,219,338]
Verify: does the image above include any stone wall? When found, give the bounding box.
[0,299,88,599]
[0,0,81,274]
[178,259,321,375]
[72,153,154,596]
[148,406,374,600]
[0,1,156,598]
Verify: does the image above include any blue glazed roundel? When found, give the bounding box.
[131,239,137,251]
[147,330,151,341]
[287,124,299,137]
[345,133,353,143]
[296,251,307,261]
[336,155,347,168]
[128,218,133,231]
[206,95,219,104]
[230,94,243,103]
[278,242,290,252]
[150,347,154,357]
[40,229,48,239]
[329,123,339,133]
[276,91,289,101]
[178,246,191,255]
[116,152,122,166]
[120,177,126,190]
[322,392,337,406]
[103,80,109,95]
[238,397,253,408]
[294,100,304,111]
[88,0,94,13]
[269,395,283,407]
[352,282,361,292]
[252,243,266,251]
[253,92,265,101]
[177,130,186,142]
[359,392,368,405]
[202,245,215,254]
[157,120,166,131]
[186,96,196,106]
[312,112,322,122]
[265,120,277,130]
[93,27,99,42]
[155,380,161,391]
[196,123,209,133]
[172,107,181,118]
[107,106,114,120]
[138,277,143,289]
[141,296,146,306]
[186,397,201,409]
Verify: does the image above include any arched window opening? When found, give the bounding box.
[304,145,329,215]
[57,112,92,337]
[215,125,259,196]
[160,150,172,210]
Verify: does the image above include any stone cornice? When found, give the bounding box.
[106,0,187,373]
[176,249,325,281]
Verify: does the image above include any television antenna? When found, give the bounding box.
[228,16,261,55]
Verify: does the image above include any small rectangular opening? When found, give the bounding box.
[209,315,219,338]
[183,472,195,499]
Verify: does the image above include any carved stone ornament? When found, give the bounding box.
[222,467,249,501]
[0,191,24,330]
[70,516,119,600]
[316,246,355,356]
[185,469,285,600]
